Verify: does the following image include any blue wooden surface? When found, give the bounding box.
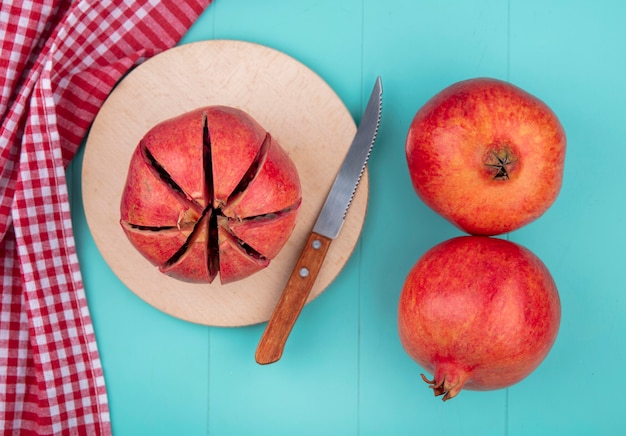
[67,1,626,434]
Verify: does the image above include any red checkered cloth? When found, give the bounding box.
[0,0,212,433]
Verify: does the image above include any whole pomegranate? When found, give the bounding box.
[120,106,301,284]
[398,236,560,401]
[406,77,566,236]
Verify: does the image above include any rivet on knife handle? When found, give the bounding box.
[255,232,332,364]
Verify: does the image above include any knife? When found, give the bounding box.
[255,76,383,365]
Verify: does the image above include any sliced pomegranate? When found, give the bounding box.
[120,106,301,284]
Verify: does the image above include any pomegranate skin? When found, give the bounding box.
[398,236,561,401]
[406,78,566,236]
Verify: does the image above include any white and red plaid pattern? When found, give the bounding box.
[1,0,211,433]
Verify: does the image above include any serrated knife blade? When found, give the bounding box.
[256,76,383,365]
[312,76,383,239]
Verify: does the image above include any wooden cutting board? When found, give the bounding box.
[82,40,368,327]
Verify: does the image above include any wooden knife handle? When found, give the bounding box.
[255,231,333,365]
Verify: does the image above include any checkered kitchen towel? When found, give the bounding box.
[1,0,211,433]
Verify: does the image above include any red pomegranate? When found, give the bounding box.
[405,78,566,236]
[120,106,301,284]
[398,236,561,401]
